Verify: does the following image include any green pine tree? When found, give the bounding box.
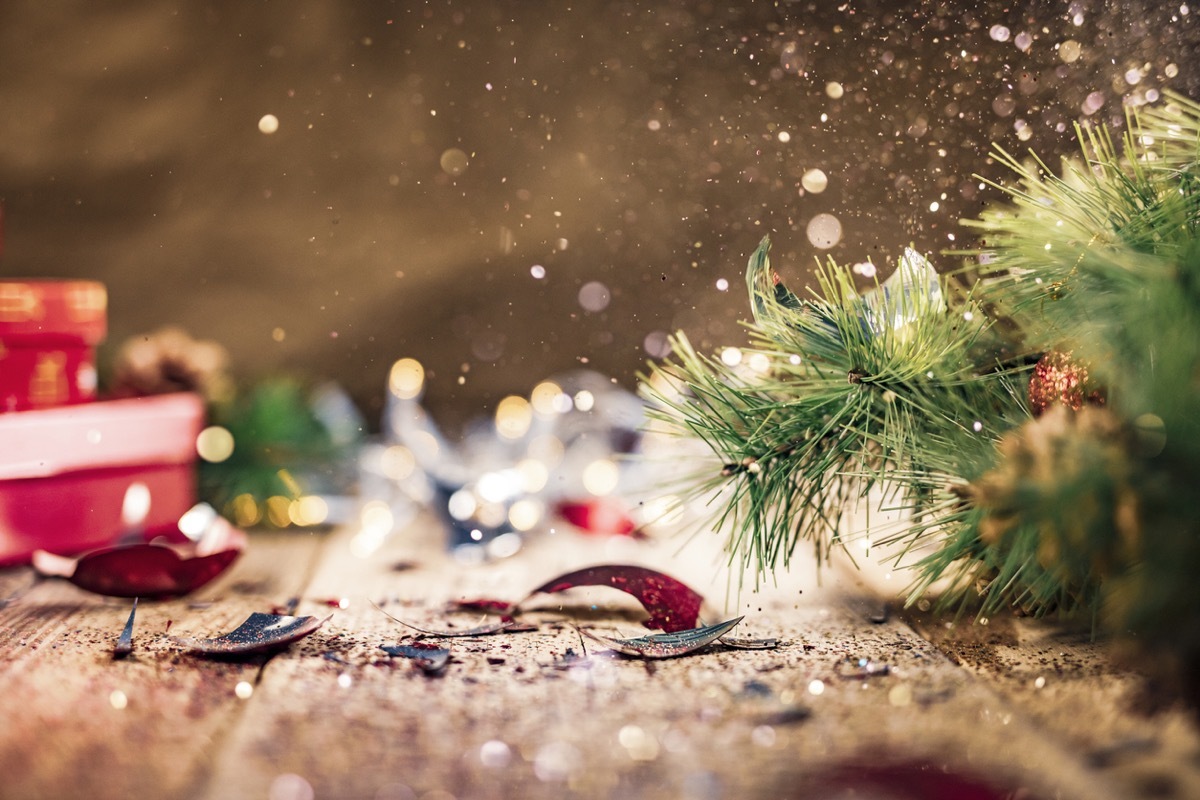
[645,91,1200,703]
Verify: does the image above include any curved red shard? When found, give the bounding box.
[523,564,703,633]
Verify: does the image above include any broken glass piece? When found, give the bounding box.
[523,564,703,633]
[31,510,245,599]
[836,657,891,680]
[720,635,780,650]
[577,617,743,659]
[113,598,139,659]
[171,612,330,655]
[380,643,451,675]
[548,647,590,670]
[372,600,516,637]
[758,705,812,726]
[32,544,240,599]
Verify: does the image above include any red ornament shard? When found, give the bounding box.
[31,509,246,599]
[450,598,516,615]
[522,564,704,633]
[371,600,522,637]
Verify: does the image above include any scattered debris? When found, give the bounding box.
[806,760,1025,800]
[171,612,330,655]
[577,617,744,659]
[113,598,139,659]
[721,635,780,650]
[0,573,43,608]
[836,657,891,680]
[547,647,591,670]
[1086,737,1159,768]
[380,643,451,675]
[758,705,812,726]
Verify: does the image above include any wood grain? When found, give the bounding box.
[0,532,327,800]
[2,520,1198,800]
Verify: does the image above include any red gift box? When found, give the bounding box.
[0,392,204,565]
[0,279,107,412]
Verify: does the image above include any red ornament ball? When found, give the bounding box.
[1028,350,1106,417]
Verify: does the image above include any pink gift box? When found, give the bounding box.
[0,392,204,565]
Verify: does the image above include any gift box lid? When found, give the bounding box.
[0,392,204,481]
[0,279,107,345]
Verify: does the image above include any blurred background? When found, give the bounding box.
[2,0,1198,433]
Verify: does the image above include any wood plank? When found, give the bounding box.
[0,531,328,800]
[909,611,1200,799]
[4,518,1197,800]
[198,519,1126,800]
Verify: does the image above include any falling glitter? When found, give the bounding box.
[533,741,582,782]
[643,330,672,358]
[530,264,546,279]
[825,81,843,99]
[578,281,611,312]
[258,114,279,134]
[268,773,314,800]
[779,41,805,73]
[480,740,512,768]
[439,147,469,176]
[801,169,828,194]
[992,95,1017,117]
[806,213,843,249]
[988,25,1011,42]
[1059,39,1082,62]
[1081,91,1105,115]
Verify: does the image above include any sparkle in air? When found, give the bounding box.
[801,169,828,194]
[578,281,611,312]
[806,213,843,249]
[440,148,469,176]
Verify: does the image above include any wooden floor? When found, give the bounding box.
[2,520,1198,800]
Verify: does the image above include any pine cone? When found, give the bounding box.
[110,326,233,403]
[970,405,1142,586]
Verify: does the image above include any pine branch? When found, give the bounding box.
[645,237,1028,583]
[646,93,1200,646]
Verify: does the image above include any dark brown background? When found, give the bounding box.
[2,1,1196,431]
